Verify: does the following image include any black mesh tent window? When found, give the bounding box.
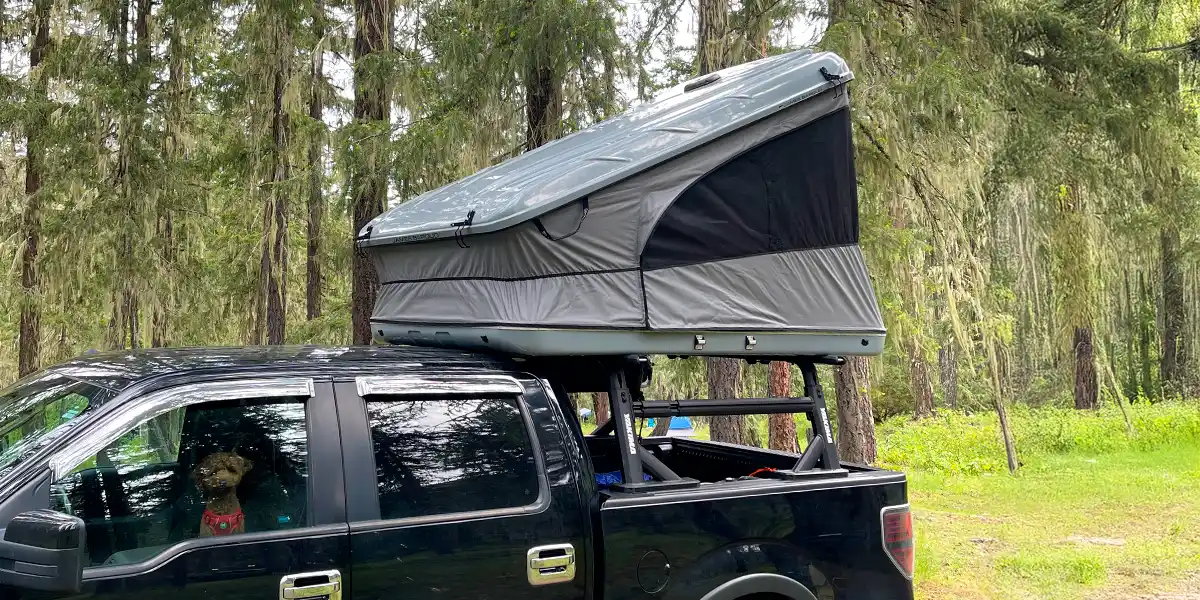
[641,107,858,270]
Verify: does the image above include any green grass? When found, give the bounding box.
[877,402,1200,475]
[891,403,1200,600]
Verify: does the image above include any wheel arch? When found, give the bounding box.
[698,573,818,600]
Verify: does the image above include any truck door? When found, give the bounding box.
[0,377,351,600]
[334,373,590,600]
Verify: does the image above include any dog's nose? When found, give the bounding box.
[218,480,227,487]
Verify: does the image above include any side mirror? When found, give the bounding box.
[0,510,85,592]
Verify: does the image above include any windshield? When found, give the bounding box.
[0,372,119,480]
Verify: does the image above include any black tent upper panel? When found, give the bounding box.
[641,107,858,270]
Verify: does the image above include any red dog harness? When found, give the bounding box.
[202,509,244,536]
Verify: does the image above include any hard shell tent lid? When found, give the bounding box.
[361,49,887,358]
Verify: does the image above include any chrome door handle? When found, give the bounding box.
[280,569,343,600]
[527,544,576,586]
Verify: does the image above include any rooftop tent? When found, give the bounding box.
[358,49,885,357]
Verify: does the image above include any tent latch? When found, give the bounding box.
[745,336,757,350]
[452,209,476,248]
[694,335,706,350]
[819,67,845,82]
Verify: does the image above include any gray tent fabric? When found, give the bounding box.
[642,246,880,331]
[362,50,886,357]
[373,270,645,328]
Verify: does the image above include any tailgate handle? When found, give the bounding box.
[527,544,575,586]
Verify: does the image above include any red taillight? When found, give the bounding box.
[881,504,914,579]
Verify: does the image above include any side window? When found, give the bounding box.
[367,397,539,520]
[49,397,310,568]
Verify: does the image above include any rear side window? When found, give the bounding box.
[366,398,539,520]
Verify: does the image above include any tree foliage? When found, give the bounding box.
[1,0,1199,468]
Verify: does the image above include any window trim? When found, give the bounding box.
[39,377,319,577]
[345,375,551,534]
[355,374,524,397]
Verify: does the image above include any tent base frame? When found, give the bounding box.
[373,322,885,357]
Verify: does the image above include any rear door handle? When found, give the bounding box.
[527,544,576,586]
[280,569,343,600]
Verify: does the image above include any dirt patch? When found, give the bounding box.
[1088,574,1200,600]
[1065,535,1126,546]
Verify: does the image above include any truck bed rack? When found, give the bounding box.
[590,356,844,493]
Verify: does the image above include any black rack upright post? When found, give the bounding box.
[800,360,840,469]
[607,358,644,487]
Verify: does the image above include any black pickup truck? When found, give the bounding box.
[0,345,913,600]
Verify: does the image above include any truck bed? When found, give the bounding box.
[587,435,846,483]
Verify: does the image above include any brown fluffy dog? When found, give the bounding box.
[192,451,252,537]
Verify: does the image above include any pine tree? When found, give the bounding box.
[18,0,51,376]
[349,0,393,345]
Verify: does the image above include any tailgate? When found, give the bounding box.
[596,471,914,600]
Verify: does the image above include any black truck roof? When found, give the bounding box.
[31,345,514,402]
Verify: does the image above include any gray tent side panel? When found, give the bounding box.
[372,270,645,329]
[643,245,885,332]
[369,196,637,284]
[366,87,849,284]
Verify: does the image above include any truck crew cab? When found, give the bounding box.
[0,49,914,599]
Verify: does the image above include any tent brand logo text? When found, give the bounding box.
[622,415,637,455]
[393,233,441,243]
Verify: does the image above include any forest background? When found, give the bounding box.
[4,0,1200,465]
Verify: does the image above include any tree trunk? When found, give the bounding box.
[593,392,610,425]
[909,338,935,418]
[1074,327,1098,409]
[1161,225,1184,397]
[1139,271,1153,399]
[696,0,728,75]
[149,0,175,349]
[833,357,876,464]
[650,408,672,436]
[524,37,562,151]
[767,362,799,453]
[1057,184,1098,410]
[827,0,846,22]
[1123,270,1138,400]
[938,342,958,409]
[707,357,747,444]
[984,341,1019,473]
[151,210,173,348]
[350,0,393,345]
[264,27,291,346]
[18,0,50,376]
[122,284,142,346]
[306,0,326,321]
[994,394,1018,471]
[695,0,747,444]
